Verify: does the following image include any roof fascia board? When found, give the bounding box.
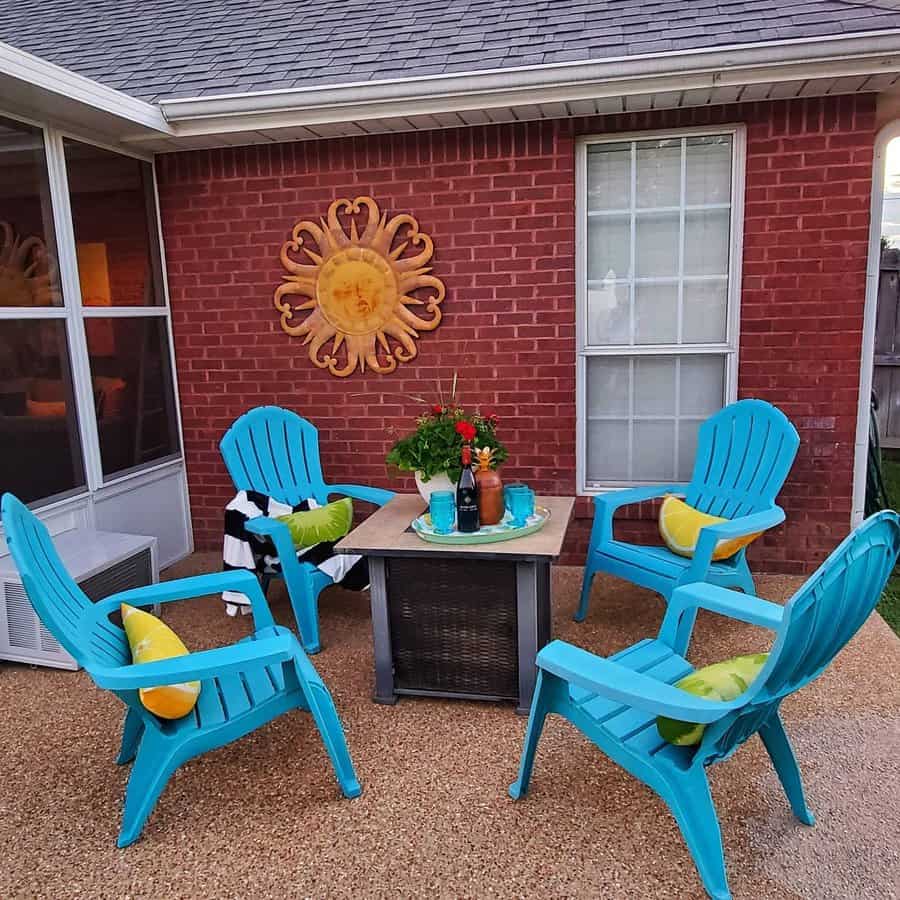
[159,30,900,129]
[0,41,173,134]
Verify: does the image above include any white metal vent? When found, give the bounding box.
[4,581,38,651]
[0,529,158,670]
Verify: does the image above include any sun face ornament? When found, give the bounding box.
[274,196,445,377]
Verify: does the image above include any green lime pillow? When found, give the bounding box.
[276,497,353,547]
[656,652,769,746]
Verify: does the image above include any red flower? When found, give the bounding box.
[455,420,476,442]
[432,404,443,415]
[483,409,499,425]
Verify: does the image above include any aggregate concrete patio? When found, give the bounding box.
[1,556,898,900]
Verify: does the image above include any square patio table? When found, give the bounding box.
[335,494,574,714]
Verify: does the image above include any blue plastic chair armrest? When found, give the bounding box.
[90,633,295,691]
[536,640,737,723]
[593,484,687,543]
[95,569,276,631]
[326,484,394,506]
[685,505,786,583]
[244,516,300,572]
[659,582,785,649]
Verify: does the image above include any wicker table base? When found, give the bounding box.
[336,495,574,714]
[369,555,551,712]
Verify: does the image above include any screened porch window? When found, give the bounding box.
[0,114,181,508]
[578,129,743,491]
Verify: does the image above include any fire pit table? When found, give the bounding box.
[335,493,574,713]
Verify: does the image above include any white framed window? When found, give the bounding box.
[0,111,183,504]
[576,126,745,493]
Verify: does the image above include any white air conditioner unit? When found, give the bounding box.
[0,529,159,670]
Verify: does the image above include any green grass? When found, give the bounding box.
[878,454,900,636]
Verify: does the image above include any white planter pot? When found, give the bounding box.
[414,470,455,503]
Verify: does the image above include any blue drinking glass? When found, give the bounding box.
[429,491,455,534]
[504,483,528,511]
[509,489,533,528]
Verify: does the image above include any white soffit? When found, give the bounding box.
[135,31,900,151]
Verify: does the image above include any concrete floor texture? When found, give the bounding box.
[1,554,898,900]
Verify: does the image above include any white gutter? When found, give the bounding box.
[160,30,900,133]
[0,41,173,134]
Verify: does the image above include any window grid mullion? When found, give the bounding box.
[43,127,104,493]
[629,141,636,347]
[627,357,635,482]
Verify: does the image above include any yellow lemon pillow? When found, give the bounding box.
[657,653,769,746]
[659,495,762,561]
[121,603,200,720]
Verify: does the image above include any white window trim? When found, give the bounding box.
[0,107,186,499]
[575,124,746,494]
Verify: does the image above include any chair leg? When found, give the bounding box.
[286,570,322,654]
[574,562,597,622]
[117,734,177,848]
[759,714,815,826]
[662,767,731,900]
[116,707,144,765]
[296,660,361,799]
[509,671,552,799]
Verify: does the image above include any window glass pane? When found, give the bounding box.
[587,214,630,280]
[683,279,728,344]
[677,420,703,481]
[587,419,629,482]
[86,317,179,477]
[64,140,164,306]
[634,356,675,415]
[636,139,681,208]
[634,420,676,481]
[587,143,630,210]
[635,211,679,278]
[0,116,62,308]
[634,282,678,345]
[586,357,629,416]
[587,279,630,346]
[680,355,726,416]
[685,135,732,206]
[684,209,730,276]
[0,319,85,502]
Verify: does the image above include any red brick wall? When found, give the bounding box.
[156,94,876,574]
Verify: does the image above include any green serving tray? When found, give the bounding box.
[412,506,551,545]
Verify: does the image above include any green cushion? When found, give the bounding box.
[656,652,769,746]
[277,497,353,547]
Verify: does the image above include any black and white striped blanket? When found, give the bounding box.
[222,490,367,616]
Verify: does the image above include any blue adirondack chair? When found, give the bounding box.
[511,510,900,900]
[576,399,799,625]
[1,492,362,848]
[220,406,394,654]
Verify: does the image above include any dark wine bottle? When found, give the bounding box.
[456,444,480,533]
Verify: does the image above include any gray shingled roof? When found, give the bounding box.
[1,1,898,103]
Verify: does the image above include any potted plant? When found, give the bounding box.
[386,380,508,501]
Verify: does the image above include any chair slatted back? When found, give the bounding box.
[697,510,900,765]
[220,406,328,506]
[686,400,799,519]
[1,493,130,669]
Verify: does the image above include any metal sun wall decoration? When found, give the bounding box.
[0,221,61,307]
[273,196,445,377]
